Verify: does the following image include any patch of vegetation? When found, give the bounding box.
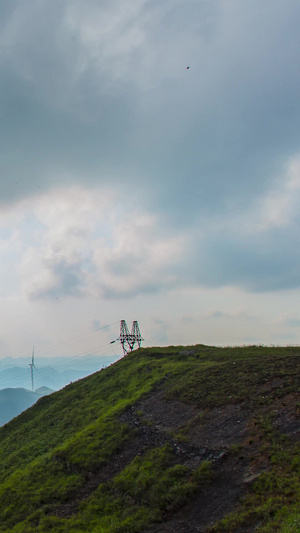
[280,512,300,532]
[7,447,212,532]
[209,423,300,532]
[165,352,299,409]
[229,443,243,455]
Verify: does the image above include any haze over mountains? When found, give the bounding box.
[0,387,53,426]
[0,354,119,391]
[0,354,120,426]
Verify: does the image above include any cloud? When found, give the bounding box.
[279,316,300,328]
[206,311,224,320]
[8,153,300,304]
[92,212,186,299]
[0,0,298,217]
[32,260,87,299]
[90,319,111,332]
[184,154,300,293]
[91,319,101,331]
[16,188,102,300]
[148,316,171,345]
[180,316,194,324]
[13,187,186,301]
[203,309,257,323]
[0,0,299,307]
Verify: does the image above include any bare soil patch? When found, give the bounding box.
[53,385,299,531]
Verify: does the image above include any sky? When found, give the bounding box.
[1,0,300,360]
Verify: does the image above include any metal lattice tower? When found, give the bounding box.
[117,320,144,355]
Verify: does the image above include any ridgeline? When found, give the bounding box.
[0,345,299,532]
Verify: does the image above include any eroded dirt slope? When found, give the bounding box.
[54,358,299,532]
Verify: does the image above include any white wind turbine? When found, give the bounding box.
[29,347,38,392]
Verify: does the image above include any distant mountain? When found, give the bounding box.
[35,386,54,396]
[0,387,53,426]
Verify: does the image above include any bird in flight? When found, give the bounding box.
[186,66,190,69]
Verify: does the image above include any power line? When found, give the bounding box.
[30,320,120,359]
[0,339,120,390]
[0,320,143,390]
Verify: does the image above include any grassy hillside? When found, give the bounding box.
[0,345,298,532]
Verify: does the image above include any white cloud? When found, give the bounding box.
[12,187,186,300]
[92,212,186,298]
[16,187,109,299]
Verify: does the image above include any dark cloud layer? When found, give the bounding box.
[1,0,300,296]
[195,233,300,292]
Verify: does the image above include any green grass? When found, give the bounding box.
[280,512,300,532]
[165,352,299,408]
[0,344,297,532]
[6,447,213,532]
[209,420,300,532]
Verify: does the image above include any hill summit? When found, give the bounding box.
[0,345,298,532]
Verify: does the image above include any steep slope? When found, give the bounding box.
[0,345,298,532]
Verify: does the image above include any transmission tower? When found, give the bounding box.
[131,321,144,349]
[111,320,144,355]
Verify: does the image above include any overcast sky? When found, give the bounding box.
[1,0,300,360]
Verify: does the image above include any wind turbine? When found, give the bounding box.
[29,347,38,392]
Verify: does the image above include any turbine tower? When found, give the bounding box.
[29,347,38,392]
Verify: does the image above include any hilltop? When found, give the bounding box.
[0,345,298,532]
